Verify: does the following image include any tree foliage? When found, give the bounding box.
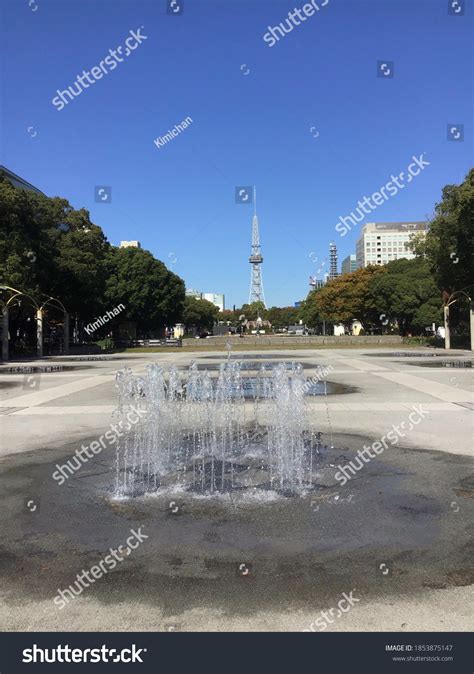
[0,175,110,316]
[266,306,301,328]
[409,168,474,295]
[301,266,383,328]
[105,247,185,334]
[370,258,442,333]
[239,301,267,320]
[0,173,185,338]
[182,296,219,331]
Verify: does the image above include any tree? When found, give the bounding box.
[369,258,442,334]
[104,247,185,336]
[409,169,474,295]
[182,296,219,332]
[240,301,267,320]
[50,208,110,318]
[302,266,384,330]
[266,306,301,328]
[0,175,110,317]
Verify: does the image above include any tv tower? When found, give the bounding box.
[248,187,266,307]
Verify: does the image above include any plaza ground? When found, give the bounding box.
[0,347,472,632]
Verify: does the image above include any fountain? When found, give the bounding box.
[114,361,324,498]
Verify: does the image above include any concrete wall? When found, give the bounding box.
[187,335,404,348]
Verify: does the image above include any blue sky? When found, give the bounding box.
[1,0,472,308]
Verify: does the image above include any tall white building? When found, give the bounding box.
[356,222,427,268]
[186,289,225,312]
[202,293,225,312]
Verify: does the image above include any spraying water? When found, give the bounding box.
[114,361,322,498]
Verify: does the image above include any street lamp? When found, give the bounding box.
[0,285,69,360]
[443,289,473,351]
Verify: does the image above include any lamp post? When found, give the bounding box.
[443,290,473,351]
[39,296,69,356]
[0,285,39,361]
[0,286,69,360]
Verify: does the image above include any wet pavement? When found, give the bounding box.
[0,347,472,631]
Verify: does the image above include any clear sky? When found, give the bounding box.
[1,0,472,308]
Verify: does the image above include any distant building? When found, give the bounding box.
[185,289,202,299]
[202,293,225,312]
[0,165,45,195]
[309,277,325,290]
[119,241,141,249]
[186,290,225,312]
[356,222,427,268]
[341,254,357,275]
[329,242,339,280]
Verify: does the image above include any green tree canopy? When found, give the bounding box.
[409,168,474,295]
[370,258,442,334]
[182,296,219,332]
[0,174,110,317]
[239,301,267,320]
[104,247,185,335]
[301,266,383,329]
[266,306,301,328]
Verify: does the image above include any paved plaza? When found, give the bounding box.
[0,348,472,631]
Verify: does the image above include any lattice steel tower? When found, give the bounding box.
[248,187,266,307]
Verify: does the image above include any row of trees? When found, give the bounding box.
[0,174,185,345]
[300,259,442,334]
[300,169,473,335]
[1,167,472,346]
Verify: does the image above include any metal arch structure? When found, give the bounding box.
[248,187,266,307]
[443,288,474,351]
[0,285,69,361]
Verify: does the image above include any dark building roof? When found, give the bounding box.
[0,165,45,195]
